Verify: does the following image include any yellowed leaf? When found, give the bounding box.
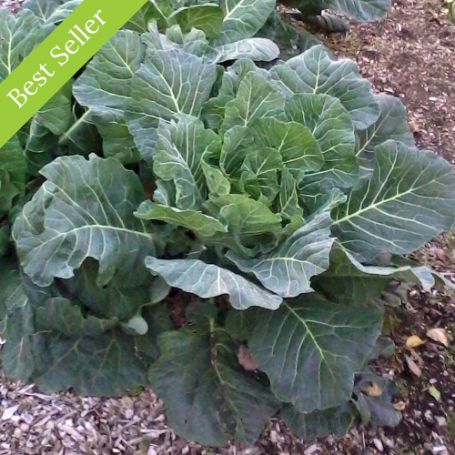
[361,382,383,397]
[406,335,426,349]
[426,328,449,347]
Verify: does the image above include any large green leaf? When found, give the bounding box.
[227,212,334,297]
[0,7,43,80]
[152,115,220,210]
[271,45,379,129]
[214,38,280,63]
[24,0,82,26]
[135,201,227,237]
[0,258,28,335]
[73,30,145,162]
[285,93,357,187]
[331,0,390,21]
[127,47,217,158]
[74,30,144,120]
[313,244,437,304]
[145,257,282,310]
[0,259,160,395]
[333,141,455,261]
[149,327,279,447]
[13,154,156,287]
[217,0,276,44]
[35,84,73,136]
[171,5,224,39]
[356,94,415,171]
[282,403,355,439]
[248,295,383,411]
[63,259,166,321]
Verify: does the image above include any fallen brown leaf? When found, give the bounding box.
[426,328,449,347]
[406,335,426,349]
[405,355,422,377]
[237,345,258,371]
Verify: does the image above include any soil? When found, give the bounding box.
[0,0,454,454]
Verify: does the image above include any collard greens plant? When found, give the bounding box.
[1,0,455,448]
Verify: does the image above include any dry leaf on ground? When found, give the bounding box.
[426,328,449,347]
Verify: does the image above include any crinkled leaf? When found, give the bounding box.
[228,212,334,298]
[286,93,357,187]
[271,45,379,129]
[248,295,383,411]
[145,257,282,310]
[13,154,156,287]
[127,47,217,158]
[222,71,285,131]
[333,141,455,261]
[240,146,282,202]
[250,118,323,178]
[204,194,282,250]
[152,116,220,210]
[149,328,279,447]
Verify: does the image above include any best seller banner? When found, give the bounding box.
[0,0,148,148]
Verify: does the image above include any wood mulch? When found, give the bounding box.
[0,0,454,453]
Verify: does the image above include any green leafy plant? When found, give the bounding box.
[1,0,455,448]
[281,0,391,32]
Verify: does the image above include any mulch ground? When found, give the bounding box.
[0,0,454,454]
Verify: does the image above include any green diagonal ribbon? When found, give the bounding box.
[0,0,148,148]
